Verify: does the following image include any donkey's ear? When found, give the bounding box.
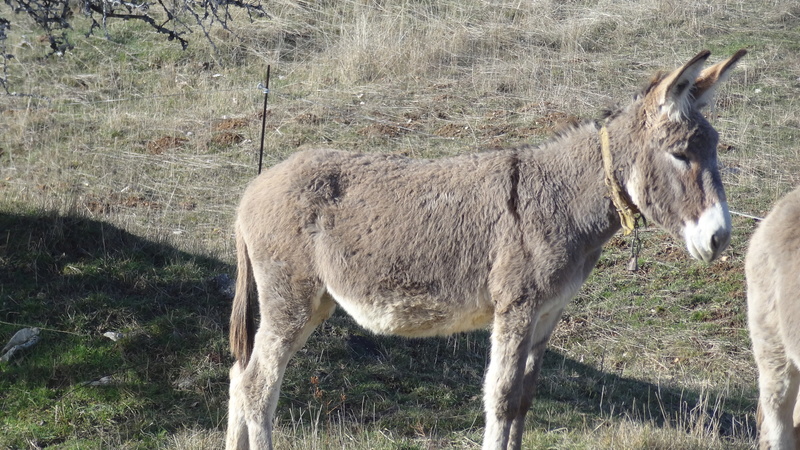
[651,50,711,120]
[691,49,747,109]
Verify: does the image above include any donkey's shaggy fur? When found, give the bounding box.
[227,50,745,450]
[747,185,800,450]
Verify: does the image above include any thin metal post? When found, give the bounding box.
[258,65,271,175]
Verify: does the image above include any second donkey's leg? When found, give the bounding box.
[753,341,799,450]
[751,291,799,450]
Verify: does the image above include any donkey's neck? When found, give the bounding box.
[516,122,622,254]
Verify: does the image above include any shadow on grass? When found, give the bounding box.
[285,324,757,444]
[284,319,757,446]
[537,349,757,440]
[0,210,233,448]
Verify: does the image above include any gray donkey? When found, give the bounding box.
[226,49,746,450]
[747,185,800,450]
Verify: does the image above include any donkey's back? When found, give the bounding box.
[235,148,520,338]
[747,186,800,449]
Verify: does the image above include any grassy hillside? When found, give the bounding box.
[1,0,798,448]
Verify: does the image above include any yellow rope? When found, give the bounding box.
[600,126,641,235]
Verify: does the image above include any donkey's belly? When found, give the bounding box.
[326,285,494,337]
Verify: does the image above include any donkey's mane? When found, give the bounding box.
[599,73,666,122]
[502,70,680,155]
[643,71,668,95]
[550,118,598,141]
[517,71,673,149]
[471,118,597,157]
[492,119,597,158]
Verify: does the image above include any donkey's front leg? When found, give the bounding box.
[508,306,565,449]
[483,298,537,450]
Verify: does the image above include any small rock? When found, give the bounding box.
[1,327,41,362]
[2,327,40,353]
[89,375,114,386]
[102,331,124,342]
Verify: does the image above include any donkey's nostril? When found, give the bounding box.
[709,228,731,259]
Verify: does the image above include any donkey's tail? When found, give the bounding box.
[230,225,256,368]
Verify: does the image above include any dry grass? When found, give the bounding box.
[2,0,799,447]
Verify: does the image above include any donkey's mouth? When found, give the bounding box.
[682,202,732,262]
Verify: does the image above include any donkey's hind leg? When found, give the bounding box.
[226,363,249,450]
[236,279,335,449]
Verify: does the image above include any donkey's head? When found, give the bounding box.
[611,49,746,262]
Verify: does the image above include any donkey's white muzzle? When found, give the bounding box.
[682,202,732,263]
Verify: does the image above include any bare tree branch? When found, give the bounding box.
[0,0,268,93]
